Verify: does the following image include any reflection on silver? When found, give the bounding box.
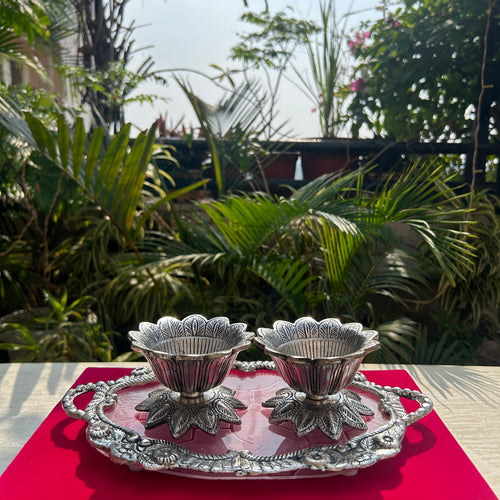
[61,364,434,478]
[128,315,253,436]
[255,317,380,439]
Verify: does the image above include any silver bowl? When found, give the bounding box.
[128,314,253,437]
[255,317,380,440]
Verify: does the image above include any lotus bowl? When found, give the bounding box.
[255,317,379,400]
[129,314,253,397]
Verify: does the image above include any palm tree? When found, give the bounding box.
[99,160,474,361]
[0,92,208,317]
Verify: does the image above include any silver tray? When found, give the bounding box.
[62,362,433,479]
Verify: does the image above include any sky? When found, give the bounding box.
[123,0,380,138]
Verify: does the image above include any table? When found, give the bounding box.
[0,362,499,496]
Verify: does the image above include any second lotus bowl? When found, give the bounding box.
[255,317,380,400]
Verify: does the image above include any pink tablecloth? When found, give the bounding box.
[0,368,497,500]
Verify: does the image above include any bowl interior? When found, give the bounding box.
[276,337,364,359]
[150,336,231,356]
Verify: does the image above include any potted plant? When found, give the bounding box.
[177,79,285,196]
[221,6,320,181]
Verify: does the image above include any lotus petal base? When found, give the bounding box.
[262,387,374,441]
[136,386,246,438]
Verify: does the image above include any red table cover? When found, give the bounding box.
[0,368,497,500]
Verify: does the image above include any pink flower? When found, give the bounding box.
[311,108,317,113]
[348,31,370,54]
[388,17,400,28]
[349,78,366,92]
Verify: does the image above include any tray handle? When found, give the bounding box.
[390,386,434,425]
[61,381,111,420]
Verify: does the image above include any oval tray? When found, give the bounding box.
[62,362,433,479]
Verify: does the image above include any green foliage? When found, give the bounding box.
[349,0,500,141]
[365,317,418,363]
[177,79,286,195]
[405,325,474,365]
[231,8,318,69]
[292,0,351,137]
[439,192,500,335]
[226,6,319,139]
[59,58,168,132]
[0,97,156,239]
[0,291,117,361]
[93,160,476,362]
[0,0,76,82]
[96,255,193,326]
[0,95,205,321]
[0,0,496,366]
[0,0,51,44]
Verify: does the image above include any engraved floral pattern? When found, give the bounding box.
[128,315,252,395]
[128,315,253,436]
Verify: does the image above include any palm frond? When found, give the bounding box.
[176,78,268,195]
[406,327,471,365]
[98,259,192,325]
[0,97,156,238]
[365,318,419,364]
[0,28,47,78]
[345,247,430,308]
[250,255,318,315]
[201,193,303,255]
[371,160,475,284]
[314,217,362,294]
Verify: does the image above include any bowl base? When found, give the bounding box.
[262,387,374,441]
[136,385,246,438]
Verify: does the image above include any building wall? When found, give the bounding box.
[0,36,75,99]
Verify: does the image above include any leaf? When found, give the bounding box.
[95,124,130,199]
[319,410,341,440]
[57,115,70,168]
[25,112,55,158]
[340,403,367,430]
[294,410,318,437]
[168,408,192,438]
[84,127,105,188]
[195,407,218,434]
[215,400,240,423]
[72,117,86,181]
[110,124,157,232]
[251,256,317,315]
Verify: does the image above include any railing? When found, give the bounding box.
[157,137,500,196]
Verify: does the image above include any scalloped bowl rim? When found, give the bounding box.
[255,317,380,365]
[128,315,254,361]
[253,337,379,365]
[130,337,253,362]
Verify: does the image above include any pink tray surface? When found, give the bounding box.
[107,369,390,463]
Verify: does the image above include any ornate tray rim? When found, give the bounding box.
[61,361,433,478]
